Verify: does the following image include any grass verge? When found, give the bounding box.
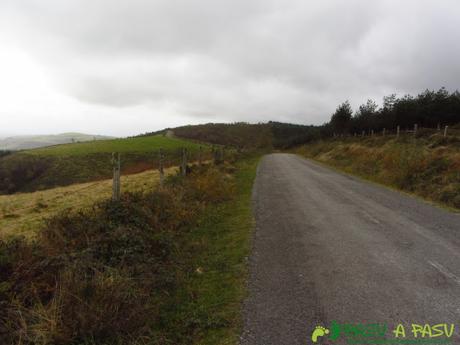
[294,134,460,210]
[160,155,259,345]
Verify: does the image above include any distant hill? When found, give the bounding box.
[140,122,320,149]
[0,121,320,194]
[0,132,114,151]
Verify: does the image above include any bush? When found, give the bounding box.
[0,165,235,344]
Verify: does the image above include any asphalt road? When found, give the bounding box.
[241,153,460,345]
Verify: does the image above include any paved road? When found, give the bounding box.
[241,153,460,345]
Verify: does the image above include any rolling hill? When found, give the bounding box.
[0,121,319,195]
[141,121,320,149]
[0,135,209,193]
[0,132,113,151]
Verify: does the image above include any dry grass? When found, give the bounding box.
[295,134,460,209]
[0,166,178,239]
[0,163,241,345]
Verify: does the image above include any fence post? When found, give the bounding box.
[371,130,374,137]
[437,123,441,131]
[158,148,164,186]
[444,125,448,137]
[213,146,218,165]
[361,130,365,137]
[397,125,400,138]
[112,152,121,201]
[180,148,187,176]
[414,124,418,137]
[383,128,386,137]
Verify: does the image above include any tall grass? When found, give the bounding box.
[296,133,460,209]
[0,163,239,344]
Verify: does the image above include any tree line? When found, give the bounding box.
[327,88,460,135]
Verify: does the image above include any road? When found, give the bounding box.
[241,153,460,345]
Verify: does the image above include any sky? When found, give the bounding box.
[0,0,459,137]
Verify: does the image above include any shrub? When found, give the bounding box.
[0,165,235,344]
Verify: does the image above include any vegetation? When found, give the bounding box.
[0,156,259,344]
[145,122,321,150]
[0,135,208,194]
[295,133,460,210]
[0,166,177,239]
[162,123,273,150]
[0,150,12,158]
[27,135,197,156]
[327,88,460,136]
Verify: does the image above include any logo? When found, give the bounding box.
[312,326,330,343]
[311,321,454,344]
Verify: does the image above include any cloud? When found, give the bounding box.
[0,0,459,135]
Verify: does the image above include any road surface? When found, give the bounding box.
[241,153,460,345]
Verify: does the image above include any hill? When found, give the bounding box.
[141,121,320,150]
[0,132,113,151]
[0,135,208,194]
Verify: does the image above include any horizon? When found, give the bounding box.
[1,0,459,136]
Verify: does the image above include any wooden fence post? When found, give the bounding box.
[414,124,418,137]
[112,152,121,201]
[371,130,374,137]
[444,126,448,137]
[158,148,164,186]
[397,125,400,138]
[361,130,365,137]
[383,128,386,137]
[437,123,441,131]
[213,146,218,165]
[180,148,187,176]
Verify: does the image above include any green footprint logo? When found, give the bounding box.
[311,325,330,343]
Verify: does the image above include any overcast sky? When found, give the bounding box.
[0,0,459,137]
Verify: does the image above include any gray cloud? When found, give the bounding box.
[1,0,459,135]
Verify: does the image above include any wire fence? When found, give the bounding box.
[335,124,460,138]
[110,145,227,200]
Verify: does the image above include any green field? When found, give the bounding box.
[26,135,204,156]
[0,135,211,193]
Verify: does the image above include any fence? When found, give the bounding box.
[337,124,460,139]
[111,145,227,201]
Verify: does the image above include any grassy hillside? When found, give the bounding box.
[295,132,460,209]
[0,135,208,193]
[0,166,177,239]
[0,155,259,345]
[147,122,320,150]
[0,132,113,151]
[27,135,196,156]
[169,123,273,149]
